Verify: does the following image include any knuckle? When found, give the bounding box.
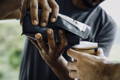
[49,0,59,11]
[43,7,51,12]
[41,17,48,22]
[52,3,59,11]
[54,4,59,10]
[31,14,38,20]
[31,12,38,17]
[31,5,38,9]
[47,29,52,33]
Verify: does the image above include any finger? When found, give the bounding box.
[47,29,56,49]
[35,33,43,49]
[47,29,56,51]
[48,0,59,22]
[34,33,49,59]
[96,48,109,62]
[35,33,42,39]
[69,70,79,79]
[39,0,52,27]
[67,49,97,67]
[67,49,80,59]
[67,62,77,70]
[35,33,47,53]
[40,7,51,27]
[20,0,28,24]
[30,0,39,25]
[96,48,104,57]
[59,30,68,52]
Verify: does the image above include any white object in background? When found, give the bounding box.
[58,14,91,32]
[73,41,98,49]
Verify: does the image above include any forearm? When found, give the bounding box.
[0,9,21,20]
[0,0,22,19]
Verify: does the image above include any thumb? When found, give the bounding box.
[96,48,105,57]
[67,49,80,59]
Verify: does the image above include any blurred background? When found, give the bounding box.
[0,0,120,80]
[101,0,120,61]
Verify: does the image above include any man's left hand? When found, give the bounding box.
[67,48,109,80]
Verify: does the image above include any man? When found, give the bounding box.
[20,0,117,80]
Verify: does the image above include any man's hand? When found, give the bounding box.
[21,0,59,26]
[29,31,120,80]
[33,29,67,60]
[28,29,73,80]
[67,48,110,80]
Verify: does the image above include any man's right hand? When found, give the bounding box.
[28,29,73,80]
[21,0,59,26]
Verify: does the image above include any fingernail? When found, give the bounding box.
[33,20,38,25]
[51,18,56,23]
[47,29,53,34]
[35,33,42,39]
[41,22,47,27]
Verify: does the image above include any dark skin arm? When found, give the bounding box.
[0,9,21,20]
[0,0,21,19]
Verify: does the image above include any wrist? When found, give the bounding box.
[48,59,72,80]
[46,55,73,80]
[100,62,120,80]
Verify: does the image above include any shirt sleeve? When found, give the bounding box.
[95,11,117,56]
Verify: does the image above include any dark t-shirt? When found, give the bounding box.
[19,0,116,80]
